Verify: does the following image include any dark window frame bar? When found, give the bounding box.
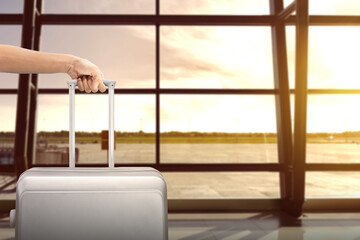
[2,0,360,216]
[2,14,360,26]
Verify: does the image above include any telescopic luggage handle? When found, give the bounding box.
[67,79,116,168]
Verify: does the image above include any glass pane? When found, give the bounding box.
[115,95,155,164]
[164,172,280,198]
[0,0,24,13]
[0,26,22,89]
[36,95,155,164]
[283,0,295,7]
[309,27,360,89]
[307,95,360,163]
[0,173,16,201]
[286,26,295,90]
[161,95,278,163]
[310,0,360,15]
[161,26,274,89]
[39,26,155,89]
[161,0,269,15]
[306,172,360,197]
[44,0,154,14]
[0,95,16,157]
[0,95,16,201]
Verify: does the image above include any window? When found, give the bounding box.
[161,95,278,163]
[307,95,360,163]
[164,172,280,198]
[39,26,155,89]
[161,26,274,89]
[3,0,360,213]
[0,0,24,14]
[0,95,17,148]
[43,0,155,14]
[309,27,360,89]
[306,172,360,197]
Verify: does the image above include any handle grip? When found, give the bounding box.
[67,79,116,168]
[67,79,116,88]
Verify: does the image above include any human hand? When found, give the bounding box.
[66,57,106,93]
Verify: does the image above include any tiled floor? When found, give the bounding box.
[1,212,360,239]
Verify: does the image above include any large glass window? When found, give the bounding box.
[308,27,360,89]
[3,0,360,206]
[161,95,278,163]
[161,26,274,89]
[0,95,17,148]
[39,26,155,89]
[287,26,360,90]
[0,0,24,14]
[164,172,280,198]
[307,95,360,163]
[306,172,360,197]
[115,95,155,164]
[0,95,17,201]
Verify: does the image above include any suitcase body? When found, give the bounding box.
[12,80,168,240]
[15,167,168,240]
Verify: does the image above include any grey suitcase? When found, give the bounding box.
[10,80,168,240]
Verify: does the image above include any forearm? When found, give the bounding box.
[0,44,77,74]
[0,44,106,92]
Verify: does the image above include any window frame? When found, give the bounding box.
[1,0,360,215]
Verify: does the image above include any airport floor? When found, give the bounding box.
[1,212,360,240]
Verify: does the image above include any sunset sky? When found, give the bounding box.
[1,0,360,133]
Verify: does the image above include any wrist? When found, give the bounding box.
[63,54,79,78]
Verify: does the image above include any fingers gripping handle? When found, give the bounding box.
[67,80,116,168]
[68,79,115,88]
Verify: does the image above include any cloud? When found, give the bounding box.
[160,26,274,89]
[160,43,237,82]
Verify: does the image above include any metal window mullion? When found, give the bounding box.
[292,0,309,217]
[155,0,160,165]
[0,14,23,24]
[27,0,43,168]
[14,0,37,178]
[269,0,294,213]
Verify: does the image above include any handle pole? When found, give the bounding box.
[68,81,76,168]
[108,82,115,168]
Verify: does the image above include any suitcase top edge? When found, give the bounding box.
[17,167,167,195]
